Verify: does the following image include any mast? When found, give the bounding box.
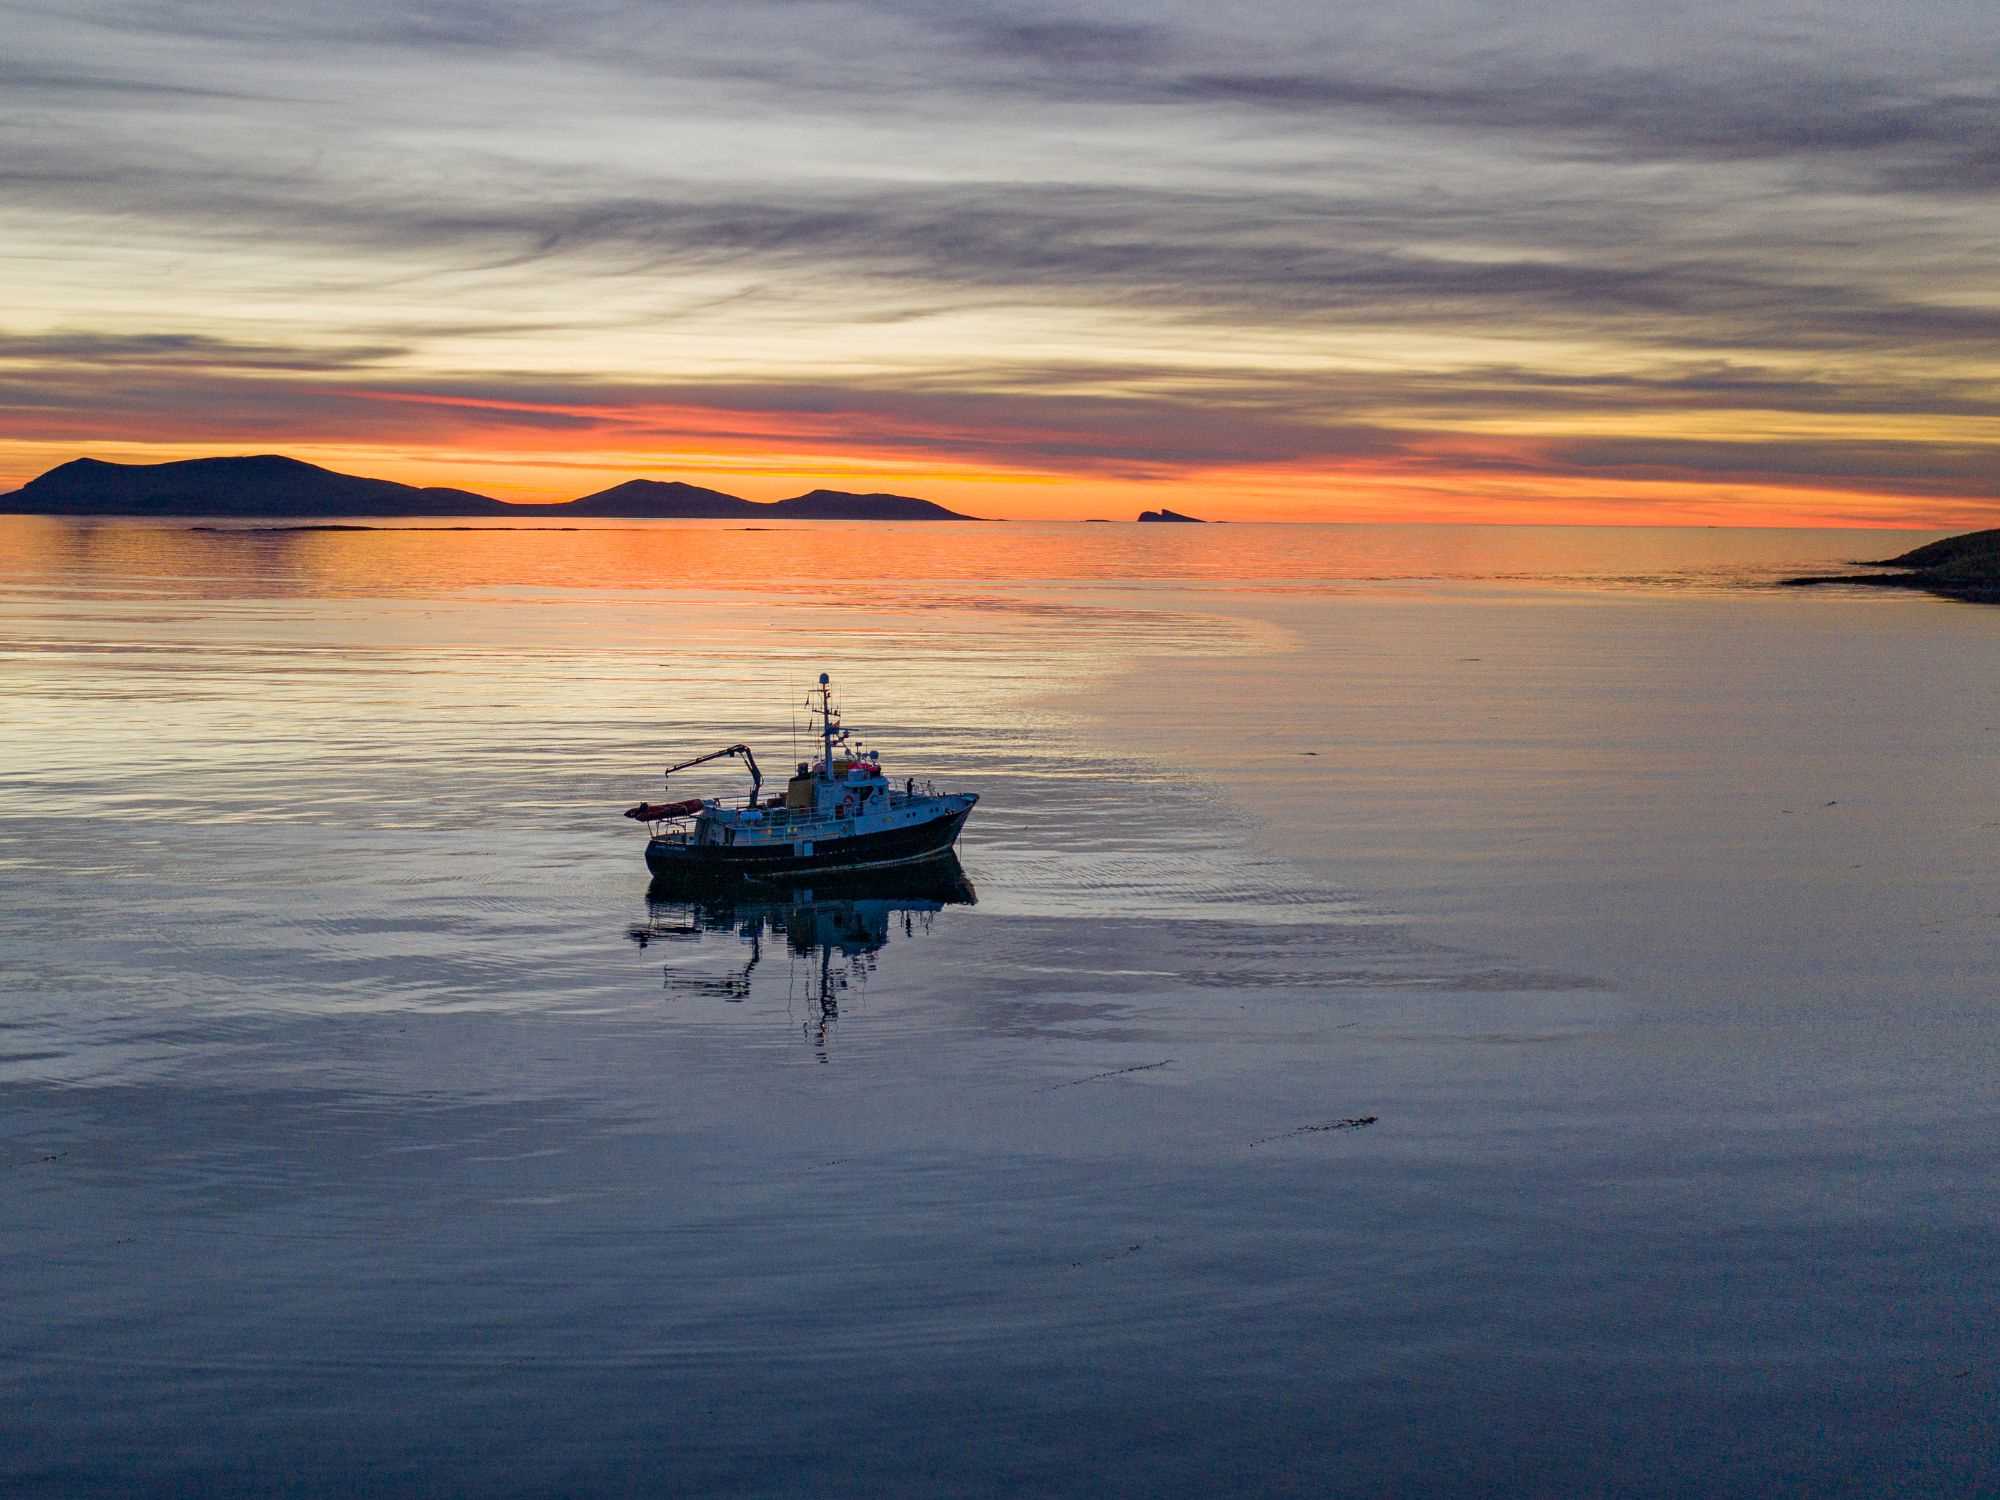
[819,672,835,779]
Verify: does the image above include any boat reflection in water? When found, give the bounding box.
[628,856,976,1056]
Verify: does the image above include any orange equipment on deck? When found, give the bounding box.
[624,798,706,821]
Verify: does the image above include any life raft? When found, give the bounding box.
[624,798,706,821]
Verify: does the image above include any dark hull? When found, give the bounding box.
[645,806,971,884]
[643,854,976,916]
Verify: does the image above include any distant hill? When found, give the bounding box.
[0,455,505,517]
[520,482,968,521]
[556,479,761,518]
[1137,507,1205,523]
[767,489,966,521]
[0,454,977,520]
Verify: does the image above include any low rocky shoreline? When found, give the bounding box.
[1783,526,2000,603]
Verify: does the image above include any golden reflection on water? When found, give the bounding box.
[0,514,1941,603]
[0,513,1943,841]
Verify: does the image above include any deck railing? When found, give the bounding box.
[645,784,949,842]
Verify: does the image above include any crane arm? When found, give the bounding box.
[661,743,764,805]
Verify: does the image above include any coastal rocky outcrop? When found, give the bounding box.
[0,454,977,521]
[1784,527,2000,603]
[1136,507,1205,523]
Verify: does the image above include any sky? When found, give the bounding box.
[3,0,1997,523]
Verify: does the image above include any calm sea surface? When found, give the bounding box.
[3,518,1995,1496]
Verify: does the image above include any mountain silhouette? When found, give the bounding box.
[0,455,503,517]
[559,479,968,521]
[768,489,965,520]
[558,479,761,518]
[0,455,976,520]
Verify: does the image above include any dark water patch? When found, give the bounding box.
[4,518,1997,1496]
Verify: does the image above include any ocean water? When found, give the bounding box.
[2,517,1995,1496]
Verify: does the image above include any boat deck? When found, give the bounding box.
[650,789,959,848]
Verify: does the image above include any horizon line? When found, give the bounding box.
[1,449,1991,532]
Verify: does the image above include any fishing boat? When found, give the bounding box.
[625,673,978,883]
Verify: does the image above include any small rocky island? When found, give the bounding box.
[1136,507,1205,523]
[1785,527,2000,603]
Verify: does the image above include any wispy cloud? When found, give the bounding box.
[0,330,407,369]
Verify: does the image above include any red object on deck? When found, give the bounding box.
[624,798,705,821]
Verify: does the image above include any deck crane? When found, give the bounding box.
[623,743,764,823]
[663,743,763,806]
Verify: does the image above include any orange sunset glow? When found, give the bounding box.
[4,3,1996,525]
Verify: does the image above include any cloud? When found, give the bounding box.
[0,331,407,370]
[9,128,1990,361]
[1538,435,1998,497]
[1,0,1995,518]
[0,60,269,102]
[6,348,1989,504]
[945,16,1169,70]
[1159,68,1999,183]
[40,0,617,53]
